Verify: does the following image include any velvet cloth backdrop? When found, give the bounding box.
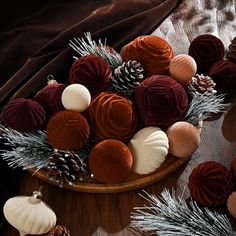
[0,0,182,232]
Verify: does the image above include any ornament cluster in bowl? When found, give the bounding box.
[0,32,230,193]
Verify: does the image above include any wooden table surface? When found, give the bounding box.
[2,110,236,236]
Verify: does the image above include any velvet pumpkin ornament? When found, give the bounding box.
[88,92,137,143]
[135,75,188,130]
[2,98,46,132]
[188,34,225,74]
[188,161,233,207]
[88,139,133,183]
[47,110,90,150]
[120,35,173,77]
[69,55,112,96]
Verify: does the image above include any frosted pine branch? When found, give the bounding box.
[131,189,236,236]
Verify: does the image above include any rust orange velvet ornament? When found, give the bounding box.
[88,92,137,143]
[88,139,133,183]
[188,161,233,207]
[47,110,90,150]
[120,35,173,77]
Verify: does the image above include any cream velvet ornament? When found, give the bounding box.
[129,126,169,175]
[61,84,91,112]
[227,191,236,218]
[169,54,197,85]
[3,188,57,236]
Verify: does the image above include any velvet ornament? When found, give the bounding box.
[135,75,188,130]
[2,98,46,132]
[69,55,112,96]
[188,34,225,74]
[188,161,233,207]
[34,83,66,117]
[227,192,236,218]
[47,110,90,150]
[120,35,173,77]
[88,92,137,143]
[208,60,236,102]
[230,156,236,182]
[88,139,133,183]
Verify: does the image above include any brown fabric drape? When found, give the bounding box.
[0,0,182,110]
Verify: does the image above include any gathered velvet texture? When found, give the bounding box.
[135,75,188,130]
[69,55,112,97]
[2,98,46,132]
[120,35,173,77]
[88,92,137,143]
[208,60,236,102]
[188,161,233,207]
[47,110,90,150]
[88,139,133,183]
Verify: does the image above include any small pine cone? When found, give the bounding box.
[48,225,70,236]
[47,150,88,187]
[226,36,236,63]
[189,74,216,96]
[112,60,144,96]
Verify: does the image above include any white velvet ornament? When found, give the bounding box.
[169,54,197,84]
[129,127,169,175]
[227,191,236,218]
[61,84,91,112]
[3,188,56,236]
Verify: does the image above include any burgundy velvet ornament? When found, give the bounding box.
[135,75,189,130]
[208,60,236,102]
[34,83,66,117]
[188,161,233,207]
[47,110,90,150]
[88,92,137,143]
[188,34,225,74]
[2,98,46,132]
[69,55,112,96]
[89,139,133,183]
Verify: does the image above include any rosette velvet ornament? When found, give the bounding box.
[2,98,46,132]
[188,161,233,207]
[135,75,188,130]
[188,34,225,74]
[88,92,137,143]
[47,110,90,150]
[69,55,112,96]
[120,35,173,77]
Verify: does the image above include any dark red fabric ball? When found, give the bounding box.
[89,139,133,183]
[34,83,66,117]
[208,60,236,102]
[47,110,90,150]
[189,34,225,74]
[188,161,233,207]
[2,98,46,132]
[88,92,137,143]
[69,55,112,96]
[135,75,188,130]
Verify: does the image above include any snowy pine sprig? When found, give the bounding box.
[131,189,236,236]
[69,32,123,70]
[0,125,53,170]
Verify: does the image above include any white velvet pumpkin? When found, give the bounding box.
[3,189,57,236]
[129,126,169,175]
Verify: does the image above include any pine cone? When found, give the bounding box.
[226,36,236,63]
[189,74,216,96]
[112,60,144,96]
[47,150,88,187]
[48,225,70,236]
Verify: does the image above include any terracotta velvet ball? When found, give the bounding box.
[135,75,189,130]
[120,35,173,77]
[69,55,112,96]
[47,110,90,150]
[188,161,233,207]
[188,34,225,74]
[208,60,236,102]
[2,98,46,132]
[34,83,66,117]
[88,139,133,183]
[88,92,137,143]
